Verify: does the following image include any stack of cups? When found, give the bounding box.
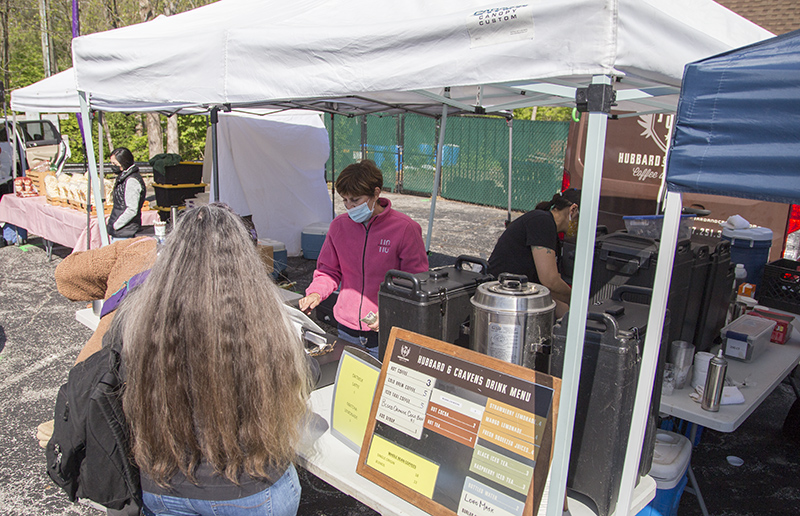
[669,340,695,390]
[692,351,715,390]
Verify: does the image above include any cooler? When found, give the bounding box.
[693,240,734,353]
[680,243,711,343]
[637,430,692,516]
[589,231,692,352]
[721,226,772,291]
[378,256,492,360]
[258,237,287,276]
[302,221,330,260]
[551,286,668,516]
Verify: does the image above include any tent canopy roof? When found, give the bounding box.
[71,0,771,117]
[666,29,800,205]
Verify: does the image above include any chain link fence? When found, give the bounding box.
[324,114,568,211]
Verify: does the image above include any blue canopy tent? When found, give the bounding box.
[667,29,800,204]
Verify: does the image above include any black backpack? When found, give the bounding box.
[45,340,141,512]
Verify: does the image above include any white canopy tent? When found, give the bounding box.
[70,1,771,513]
[9,71,332,255]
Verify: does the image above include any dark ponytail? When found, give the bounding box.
[535,188,581,211]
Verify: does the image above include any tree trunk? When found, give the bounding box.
[102,114,114,154]
[166,115,179,154]
[146,113,163,158]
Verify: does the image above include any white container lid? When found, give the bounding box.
[258,238,286,252]
[303,220,331,235]
[649,430,692,489]
[721,226,773,242]
[721,314,776,343]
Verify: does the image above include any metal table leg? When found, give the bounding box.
[683,422,711,516]
[44,239,53,260]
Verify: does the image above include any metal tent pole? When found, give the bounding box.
[507,117,513,224]
[546,74,611,516]
[210,107,220,202]
[425,103,448,252]
[330,113,335,219]
[78,91,109,245]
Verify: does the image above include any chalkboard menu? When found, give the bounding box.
[357,328,561,516]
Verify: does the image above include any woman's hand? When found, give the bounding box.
[366,314,379,332]
[298,293,322,314]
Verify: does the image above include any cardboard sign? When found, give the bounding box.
[330,347,382,452]
[357,328,561,516]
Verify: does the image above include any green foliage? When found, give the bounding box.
[178,115,208,160]
[513,107,574,122]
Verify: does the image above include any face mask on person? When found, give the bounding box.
[347,198,375,223]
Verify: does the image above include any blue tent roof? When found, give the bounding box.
[666,29,800,205]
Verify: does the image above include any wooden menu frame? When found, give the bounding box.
[356,328,561,516]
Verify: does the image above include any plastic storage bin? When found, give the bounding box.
[153,183,206,208]
[378,256,492,360]
[721,314,776,362]
[623,214,695,240]
[153,162,203,185]
[258,237,287,277]
[637,430,692,516]
[721,226,772,290]
[302,221,330,260]
[757,258,800,314]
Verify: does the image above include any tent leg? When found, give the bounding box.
[546,75,610,516]
[78,90,109,246]
[210,107,220,202]
[507,118,513,224]
[425,104,448,252]
[330,113,336,219]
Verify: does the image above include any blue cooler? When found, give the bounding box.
[721,226,772,290]
[637,430,692,516]
[302,221,330,260]
[257,238,287,278]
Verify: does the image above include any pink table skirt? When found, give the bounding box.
[0,194,159,253]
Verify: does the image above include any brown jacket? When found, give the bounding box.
[56,237,156,363]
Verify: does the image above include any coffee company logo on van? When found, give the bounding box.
[614,114,673,184]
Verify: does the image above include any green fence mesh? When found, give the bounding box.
[324,114,568,212]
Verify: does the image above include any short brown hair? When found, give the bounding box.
[335,160,383,197]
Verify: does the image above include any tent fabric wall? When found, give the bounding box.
[202,111,332,256]
[666,29,800,205]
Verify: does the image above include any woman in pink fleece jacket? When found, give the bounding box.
[299,160,428,359]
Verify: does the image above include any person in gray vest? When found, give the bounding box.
[107,147,145,241]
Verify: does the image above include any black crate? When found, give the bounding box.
[153,183,205,208]
[757,259,800,313]
[153,162,203,185]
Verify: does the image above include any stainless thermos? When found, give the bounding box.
[701,350,728,412]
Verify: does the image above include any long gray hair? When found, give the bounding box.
[120,204,311,486]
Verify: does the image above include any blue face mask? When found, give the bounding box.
[347,198,374,223]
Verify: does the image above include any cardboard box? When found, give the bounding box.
[257,244,274,274]
[749,308,794,344]
[721,314,776,362]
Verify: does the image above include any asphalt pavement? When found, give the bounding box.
[0,192,798,516]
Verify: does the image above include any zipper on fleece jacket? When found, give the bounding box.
[357,219,373,331]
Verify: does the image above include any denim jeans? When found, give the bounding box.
[337,325,380,361]
[142,464,300,516]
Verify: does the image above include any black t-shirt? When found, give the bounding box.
[488,210,559,283]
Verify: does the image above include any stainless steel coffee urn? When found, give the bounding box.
[469,273,556,371]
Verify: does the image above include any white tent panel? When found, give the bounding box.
[72,0,771,116]
[203,111,332,256]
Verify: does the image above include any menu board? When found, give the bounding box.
[357,328,560,516]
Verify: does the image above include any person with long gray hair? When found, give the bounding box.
[117,204,313,516]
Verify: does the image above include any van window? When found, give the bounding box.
[19,121,59,144]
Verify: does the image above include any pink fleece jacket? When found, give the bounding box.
[306,198,429,331]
